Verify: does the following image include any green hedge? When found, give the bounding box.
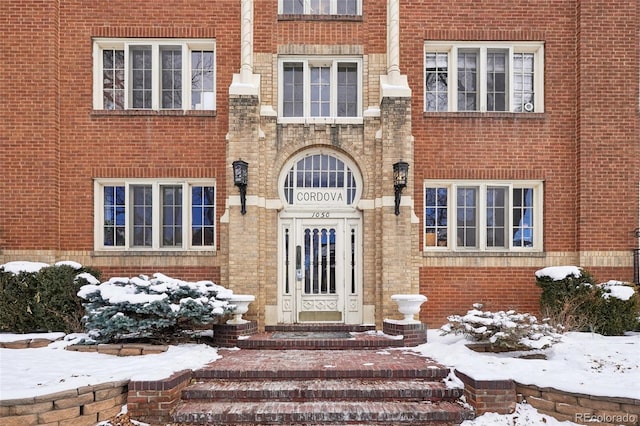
[0,263,100,333]
[535,267,638,336]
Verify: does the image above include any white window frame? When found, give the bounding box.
[424,42,544,113]
[423,180,544,252]
[94,179,216,251]
[92,38,216,111]
[278,0,362,15]
[278,56,363,125]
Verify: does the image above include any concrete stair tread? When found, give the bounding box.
[184,378,463,401]
[172,400,473,424]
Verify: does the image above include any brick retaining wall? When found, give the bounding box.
[455,370,640,426]
[517,384,639,426]
[0,381,128,426]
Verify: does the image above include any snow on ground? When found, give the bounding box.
[1,330,638,426]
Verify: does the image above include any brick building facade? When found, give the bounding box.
[2,0,638,328]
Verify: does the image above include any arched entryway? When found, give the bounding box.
[277,149,363,324]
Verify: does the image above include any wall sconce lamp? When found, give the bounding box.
[393,160,409,216]
[232,159,248,215]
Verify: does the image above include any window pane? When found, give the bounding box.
[103,49,125,110]
[456,187,477,247]
[337,63,358,117]
[191,186,215,247]
[513,52,535,112]
[486,187,507,247]
[487,51,507,111]
[457,51,478,111]
[425,52,448,112]
[191,50,214,110]
[161,185,182,247]
[282,0,304,13]
[337,0,357,14]
[310,0,330,14]
[132,185,153,247]
[103,186,125,246]
[425,187,448,246]
[513,188,534,247]
[161,48,182,109]
[283,63,304,117]
[131,47,152,109]
[310,66,330,117]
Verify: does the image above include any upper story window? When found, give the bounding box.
[423,180,543,252]
[95,179,216,251]
[424,42,544,113]
[278,57,362,124]
[93,38,215,111]
[279,0,361,15]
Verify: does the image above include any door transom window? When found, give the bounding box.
[281,152,361,207]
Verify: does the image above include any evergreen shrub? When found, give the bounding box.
[441,303,562,351]
[535,266,638,335]
[0,262,100,333]
[78,273,234,343]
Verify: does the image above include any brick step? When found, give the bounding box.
[171,400,473,425]
[235,331,405,350]
[193,349,451,381]
[183,379,464,402]
[265,324,377,332]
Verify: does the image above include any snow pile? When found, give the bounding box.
[534,265,582,281]
[598,280,635,301]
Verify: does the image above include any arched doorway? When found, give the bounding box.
[277,149,363,324]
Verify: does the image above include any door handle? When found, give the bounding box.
[296,245,303,280]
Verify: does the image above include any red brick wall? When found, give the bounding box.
[2,1,61,250]
[576,0,640,251]
[55,1,239,251]
[420,266,636,326]
[404,1,581,253]
[420,267,543,326]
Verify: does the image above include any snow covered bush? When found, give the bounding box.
[592,280,638,336]
[77,273,235,343]
[535,266,639,335]
[0,261,100,333]
[441,304,562,351]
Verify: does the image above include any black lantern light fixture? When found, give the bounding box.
[393,160,409,216]
[232,159,248,215]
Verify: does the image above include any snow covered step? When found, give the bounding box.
[182,378,464,402]
[171,400,473,424]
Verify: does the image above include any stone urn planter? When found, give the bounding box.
[391,294,428,324]
[226,294,255,325]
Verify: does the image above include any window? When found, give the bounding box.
[280,0,361,15]
[93,39,215,111]
[424,181,543,251]
[96,179,216,250]
[424,42,544,113]
[279,57,362,123]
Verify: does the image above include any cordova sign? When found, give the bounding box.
[295,188,347,206]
